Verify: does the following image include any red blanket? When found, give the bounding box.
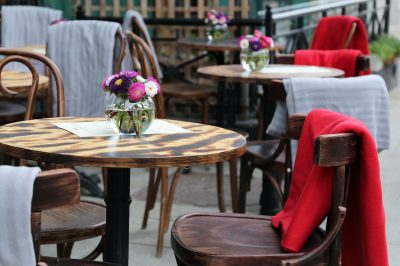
[271,109,388,266]
[311,15,369,54]
[294,49,361,77]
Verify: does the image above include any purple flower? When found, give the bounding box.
[109,74,132,94]
[128,82,145,102]
[249,39,261,51]
[147,77,161,93]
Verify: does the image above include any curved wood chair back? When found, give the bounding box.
[31,169,80,263]
[0,49,65,118]
[126,31,165,119]
[114,30,126,73]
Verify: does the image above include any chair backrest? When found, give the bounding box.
[47,20,125,117]
[126,31,165,119]
[281,114,357,265]
[0,49,65,118]
[31,168,80,263]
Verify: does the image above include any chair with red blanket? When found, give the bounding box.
[277,15,371,77]
[171,109,388,266]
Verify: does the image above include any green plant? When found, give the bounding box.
[370,35,400,64]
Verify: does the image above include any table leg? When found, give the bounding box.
[214,51,226,126]
[259,84,280,215]
[103,168,131,266]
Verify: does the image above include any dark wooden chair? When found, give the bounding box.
[130,16,216,124]
[171,114,357,266]
[240,52,370,213]
[0,49,107,260]
[126,32,246,257]
[31,168,117,266]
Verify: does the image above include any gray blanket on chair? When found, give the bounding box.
[267,74,390,150]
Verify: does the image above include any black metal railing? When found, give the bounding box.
[261,0,391,52]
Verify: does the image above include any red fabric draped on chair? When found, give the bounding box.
[272,109,388,266]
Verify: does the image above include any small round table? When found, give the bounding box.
[198,63,344,216]
[14,44,46,56]
[1,70,49,95]
[0,117,246,266]
[197,64,345,128]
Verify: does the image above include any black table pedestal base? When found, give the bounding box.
[103,168,131,266]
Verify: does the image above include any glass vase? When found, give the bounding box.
[105,93,155,135]
[240,48,270,72]
[206,26,227,43]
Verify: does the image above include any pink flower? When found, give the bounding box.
[147,77,161,93]
[128,82,145,102]
[102,78,107,91]
[254,29,263,38]
[119,70,139,78]
[260,36,273,48]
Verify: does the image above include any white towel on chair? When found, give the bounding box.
[48,20,122,117]
[0,165,41,265]
[267,74,390,150]
[1,5,62,72]
[122,10,163,78]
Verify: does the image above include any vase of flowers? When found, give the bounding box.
[238,30,274,72]
[205,9,229,42]
[102,71,160,135]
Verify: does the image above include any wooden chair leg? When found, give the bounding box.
[142,168,157,229]
[165,167,183,232]
[56,242,74,258]
[201,98,209,124]
[81,236,104,260]
[216,161,226,213]
[156,168,168,257]
[239,155,251,213]
[101,168,108,193]
[229,158,239,213]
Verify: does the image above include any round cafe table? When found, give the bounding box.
[0,117,246,266]
[14,44,46,56]
[197,64,345,128]
[1,70,49,95]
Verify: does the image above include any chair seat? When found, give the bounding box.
[246,140,285,163]
[171,213,325,265]
[44,258,117,266]
[0,100,26,125]
[41,201,106,243]
[162,82,216,99]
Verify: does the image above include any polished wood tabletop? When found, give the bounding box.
[0,117,246,168]
[197,64,345,83]
[1,70,49,94]
[14,44,46,55]
[178,37,283,52]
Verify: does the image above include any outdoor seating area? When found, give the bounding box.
[0,0,398,265]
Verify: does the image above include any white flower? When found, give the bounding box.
[240,39,249,50]
[136,75,146,83]
[145,81,158,97]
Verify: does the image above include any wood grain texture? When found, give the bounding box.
[178,37,284,52]
[1,70,49,94]
[197,64,344,83]
[0,118,246,168]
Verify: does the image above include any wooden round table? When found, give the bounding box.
[178,37,284,53]
[0,117,246,266]
[197,64,345,127]
[1,70,49,95]
[14,44,46,56]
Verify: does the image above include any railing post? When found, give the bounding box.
[384,0,391,33]
[76,4,85,19]
[264,5,273,37]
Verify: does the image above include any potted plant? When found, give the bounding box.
[369,35,400,90]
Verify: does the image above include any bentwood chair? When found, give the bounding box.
[126,31,246,257]
[171,114,357,266]
[240,52,370,214]
[30,168,117,266]
[129,14,216,124]
[0,49,107,260]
